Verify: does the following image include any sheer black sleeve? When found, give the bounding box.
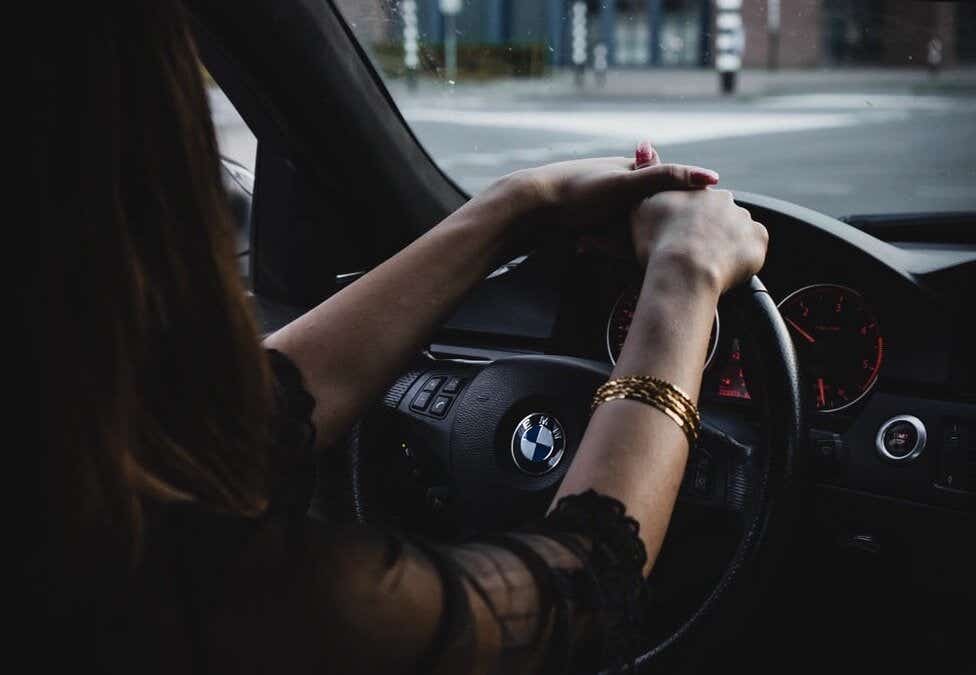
[425,491,648,673]
[264,349,317,516]
[197,495,648,675]
[206,351,649,673]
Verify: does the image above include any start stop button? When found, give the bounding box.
[876,415,927,462]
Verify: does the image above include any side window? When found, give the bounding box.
[207,75,256,172]
[206,73,256,257]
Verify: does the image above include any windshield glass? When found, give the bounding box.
[337,0,975,217]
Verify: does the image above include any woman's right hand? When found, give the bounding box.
[630,188,769,294]
[559,186,768,576]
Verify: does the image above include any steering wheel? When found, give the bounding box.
[315,275,803,668]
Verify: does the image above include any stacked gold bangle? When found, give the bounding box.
[591,376,701,449]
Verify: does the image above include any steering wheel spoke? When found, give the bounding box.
[678,419,757,514]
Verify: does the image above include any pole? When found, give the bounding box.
[571,1,588,87]
[440,0,462,83]
[715,0,743,95]
[402,0,419,91]
[767,0,780,71]
[445,14,457,82]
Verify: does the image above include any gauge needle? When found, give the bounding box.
[786,317,816,344]
[817,378,826,408]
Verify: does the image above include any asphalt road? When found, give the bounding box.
[400,94,976,218]
[212,76,976,219]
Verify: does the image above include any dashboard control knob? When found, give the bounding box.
[876,415,926,462]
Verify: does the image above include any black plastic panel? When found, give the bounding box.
[834,392,975,510]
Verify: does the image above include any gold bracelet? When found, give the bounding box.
[591,376,701,449]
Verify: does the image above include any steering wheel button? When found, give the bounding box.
[442,377,463,394]
[411,391,432,411]
[421,377,443,393]
[429,395,452,417]
[691,457,713,495]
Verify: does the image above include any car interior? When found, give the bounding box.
[192,1,973,672]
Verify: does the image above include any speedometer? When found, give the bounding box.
[778,284,883,413]
[606,287,719,367]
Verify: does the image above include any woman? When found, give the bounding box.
[29,3,767,673]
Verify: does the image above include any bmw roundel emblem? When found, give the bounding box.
[511,413,566,476]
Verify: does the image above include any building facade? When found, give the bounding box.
[336,0,972,70]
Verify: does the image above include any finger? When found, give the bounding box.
[633,140,660,169]
[629,163,719,194]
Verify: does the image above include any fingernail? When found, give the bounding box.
[635,141,655,168]
[691,169,719,185]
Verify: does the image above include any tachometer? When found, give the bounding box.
[778,284,883,413]
[607,287,719,367]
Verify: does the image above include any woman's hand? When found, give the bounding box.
[489,144,719,234]
[631,188,768,294]
[558,182,768,576]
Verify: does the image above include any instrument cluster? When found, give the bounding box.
[606,283,884,413]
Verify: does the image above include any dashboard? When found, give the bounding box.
[432,193,976,515]
[252,192,974,631]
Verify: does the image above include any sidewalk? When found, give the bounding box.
[384,66,976,105]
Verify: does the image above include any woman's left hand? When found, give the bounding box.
[495,141,719,234]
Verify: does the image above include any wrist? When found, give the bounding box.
[440,172,537,264]
[625,251,721,361]
[614,255,719,391]
[483,168,552,227]
[643,248,723,300]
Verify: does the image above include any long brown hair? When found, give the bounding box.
[29,2,272,595]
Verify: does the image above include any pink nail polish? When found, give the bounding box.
[691,169,719,185]
[635,141,655,168]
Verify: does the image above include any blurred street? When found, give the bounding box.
[212,67,976,218]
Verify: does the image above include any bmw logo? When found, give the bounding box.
[511,413,566,476]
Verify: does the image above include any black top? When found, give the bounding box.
[96,351,648,674]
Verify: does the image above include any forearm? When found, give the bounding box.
[553,257,719,573]
[264,176,531,447]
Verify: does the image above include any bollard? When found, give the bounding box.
[440,0,463,84]
[767,0,780,71]
[715,0,744,95]
[572,2,587,87]
[594,43,608,87]
[402,0,419,91]
[927,37,943,78]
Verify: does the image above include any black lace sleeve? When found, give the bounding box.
[413,491,649,674]
[203,351,650,673]
[265,349,317,515]
[529,490,649,671]
[195,492,650,675]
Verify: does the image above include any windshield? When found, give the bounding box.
[336,0,975,217]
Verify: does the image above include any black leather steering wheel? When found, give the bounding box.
[316,276,803,668]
